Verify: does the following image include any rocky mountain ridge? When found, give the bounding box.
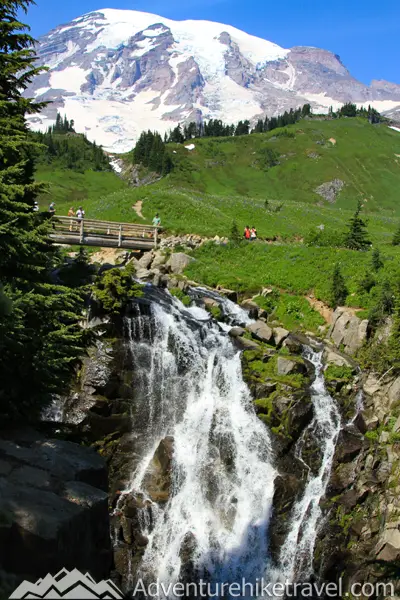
[26,8,400,152]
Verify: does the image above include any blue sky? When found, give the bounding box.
[25,0,399,84]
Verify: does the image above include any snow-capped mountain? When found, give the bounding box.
[25,8,400,152]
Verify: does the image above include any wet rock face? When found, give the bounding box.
[0,429,111,582]
[142,437,174,504]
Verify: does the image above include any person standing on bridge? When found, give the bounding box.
[68,207,75,231]
[49,202,55,216]
[152,213,161,227]
[76,207,85,222]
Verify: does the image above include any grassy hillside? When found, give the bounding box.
[78,118,400,240]
[165,119,400,212]
[35,167,127,216]
[33,117,400,320]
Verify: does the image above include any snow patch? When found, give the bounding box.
[34,87,50,97]
[143,26,165,37]
[130,38,156,57]
[185,144,195,150]
[50,66,89,93]
[390,126,400,133]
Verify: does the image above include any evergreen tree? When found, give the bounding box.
[392,224,400,246]
[368,280,395,326]
[357,270,376,294]
[339,102,357,117]
[230,221,242,246]
[0,0,89,419]
[301,104,312,117]
[389,283,400,369]
[330,264,348,308]
[344,200,371,251]
[169,124,184,144]
[252,119,264,134]
[371,248,383,271]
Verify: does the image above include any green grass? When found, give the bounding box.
[184,241,400,310]
[163,119,400,212]
[65,119,400,246]
[33,118,400,317]
[253,292,325,332]
[36,167,127,217]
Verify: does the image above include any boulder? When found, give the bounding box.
[240,300,259,320]
[203,297,219,310]
[216,287,238,302]
[142,437,174,504]
[166,253,195,274]
[376,528,400,562]
[277,357,307,376]
[137,251,154,270]
[329,308,369,355]
[388,377,400,405]
[334,430,365,463]
[282,335,303,354]
[363,373,382,396]
[0,432,111,580]
[323,347,355,369]
[136,267,153,281]
[151,253,167,269]
[232,337,260,351]
[247,321,274,344]
[228,327,246,338]
[273,327,290,348]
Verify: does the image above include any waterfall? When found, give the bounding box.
[272,348,341,583]
[118,288,342,596]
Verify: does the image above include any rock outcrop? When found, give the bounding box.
[0,429,111,583]
[328,307,369,354]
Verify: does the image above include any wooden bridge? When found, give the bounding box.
[50,217,161,250]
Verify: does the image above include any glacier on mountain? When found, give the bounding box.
[25,8,400,152]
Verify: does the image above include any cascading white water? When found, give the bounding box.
[272,348,342,584]
[121,291,276,594]
[120,289,343,597]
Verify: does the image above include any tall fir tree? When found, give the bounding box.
[0,0,89,419]
[371,248,383,272]
[389,283,400,370]
[330,264,348,308]
[392,224,400,246]
[344,200,371,251]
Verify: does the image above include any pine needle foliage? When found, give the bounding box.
[0,1,90,420]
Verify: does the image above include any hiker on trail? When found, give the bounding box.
[68,207,75,231]
[152,213,161,227]
[244,225,251,240]
[49,202,55,216]
[33,201,39,212]
[76,207,85,223]
[250,226,257,241]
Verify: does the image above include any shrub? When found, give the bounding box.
[92,265,143,313]
[324,365,354,382]
[330,264,348,308]
[169,288,191,307]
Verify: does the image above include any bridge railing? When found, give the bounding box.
[53,217,162,248]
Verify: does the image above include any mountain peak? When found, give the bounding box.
[26,9,400,152]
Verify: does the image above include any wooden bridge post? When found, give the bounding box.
[118,224,122,247]
[79,219,84,243]
[154,228,158,249]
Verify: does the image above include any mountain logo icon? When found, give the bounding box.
[9,567,124,599]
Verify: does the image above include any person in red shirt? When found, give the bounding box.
[244,225,251,240]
